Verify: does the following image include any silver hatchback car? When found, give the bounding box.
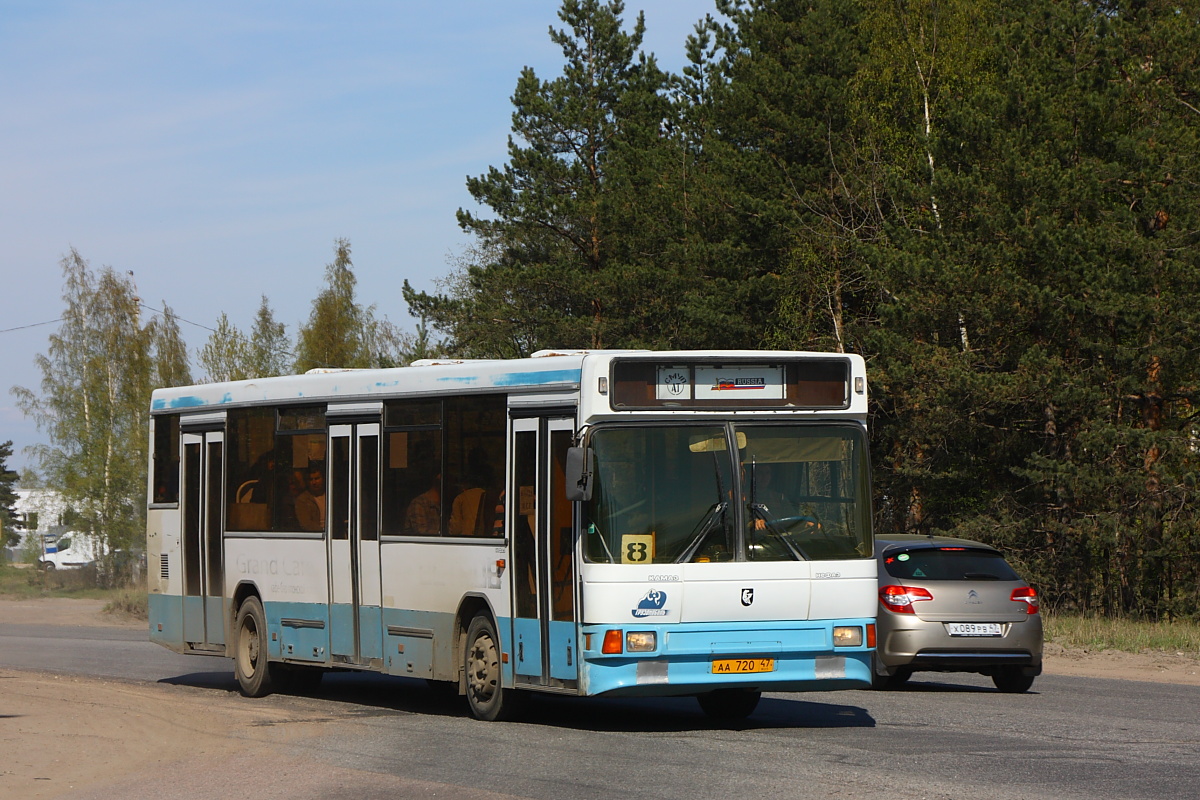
[873,534,1043,692]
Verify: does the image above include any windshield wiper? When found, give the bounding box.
[675,501,728,563]
[962,572,1002,581]
[748,503,808,561]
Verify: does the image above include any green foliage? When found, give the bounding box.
[199,312,252,382]
[11,249,151,555]
[199,297,293,382]
[430,0,1200,618]
[16,0,1200,619]
[410,0,769,354]
[847,0,1200,619]
[247,295,291,377]
[148,302,192,388]
[0,440,20,547]
[295,238,372,371]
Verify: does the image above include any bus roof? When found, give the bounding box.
[150,350,865,413]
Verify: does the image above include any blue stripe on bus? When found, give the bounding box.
[493,369,581,386]
[435,369,581,387]
[151,392,234,410]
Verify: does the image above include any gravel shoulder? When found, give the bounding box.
[2,597,1198,799]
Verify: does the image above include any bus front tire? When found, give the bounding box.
[697,688,761,721]
[464,615,521,721]
[234,596,276,698]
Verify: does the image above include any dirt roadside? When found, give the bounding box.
[2,597,1198,800]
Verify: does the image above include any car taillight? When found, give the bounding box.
[879,585,934,614]
[1010,586,1039,614]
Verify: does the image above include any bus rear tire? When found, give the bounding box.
[697,688,761,721]
[234,596,276,697]
[464,615,521,721]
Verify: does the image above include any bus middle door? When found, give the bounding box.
[181,429,225,651]
[328,422,383,669]
[510,415,578,689]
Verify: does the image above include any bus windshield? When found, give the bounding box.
[582,423,871,564]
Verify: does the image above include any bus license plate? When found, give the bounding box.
[712,657,775,674]
[946,623,1003,637]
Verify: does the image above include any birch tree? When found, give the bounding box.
[11,250,152,561]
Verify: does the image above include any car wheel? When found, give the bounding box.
[697,689,761,721]
[871,652,910,690]
[992,666,1035,693]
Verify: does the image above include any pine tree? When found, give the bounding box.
[688,0,874,353]
[407,0,689,354]
[0,440,21,547]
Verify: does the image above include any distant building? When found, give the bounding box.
[4,489,97,568]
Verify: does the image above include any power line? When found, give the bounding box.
[1,305,218,336]
[138,303,217,334]
[0,319,62,334]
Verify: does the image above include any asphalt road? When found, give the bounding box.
[3,619,1198,800]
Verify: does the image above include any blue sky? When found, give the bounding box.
[0,1,715,472]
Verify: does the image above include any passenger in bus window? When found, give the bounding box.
[291,469,320,531]
[405,472,441,534]
[307,463,326,528]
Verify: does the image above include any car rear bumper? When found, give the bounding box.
[877,614,1043,675]
[905,648,1041,674]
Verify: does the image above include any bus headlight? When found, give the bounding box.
[626,631,657,652]
[832,626,863,647]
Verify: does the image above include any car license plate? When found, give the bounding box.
[712,657,775,674]
[946,622,1003,637]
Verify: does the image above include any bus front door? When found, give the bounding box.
[510,416,578,689]
[181,430,225,651]
[328,422,383,668]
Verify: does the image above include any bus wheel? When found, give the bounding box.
[464,615,520,721]
[697,689,761,721]
[234,596,276,697]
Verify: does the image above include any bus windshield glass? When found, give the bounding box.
[582,423,871,564]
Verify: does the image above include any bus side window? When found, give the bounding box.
[152,414,180,504]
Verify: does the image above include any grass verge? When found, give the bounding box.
[0,561,148,619]
[1044,613,1200,655]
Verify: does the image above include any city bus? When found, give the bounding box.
[146,350,877,720]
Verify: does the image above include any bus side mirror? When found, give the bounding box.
[564,446,592,502]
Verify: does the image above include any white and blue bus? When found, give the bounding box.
[147,350,876,720]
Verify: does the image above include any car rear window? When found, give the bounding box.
[882,547,1021,581]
